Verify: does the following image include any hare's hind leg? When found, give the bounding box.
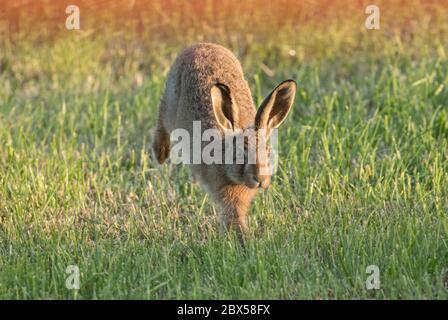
[153,103,171,164]
[153,123,170,164]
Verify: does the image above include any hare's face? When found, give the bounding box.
[212,80,297,189]
[224,130,272,189]
[242,162,271,189]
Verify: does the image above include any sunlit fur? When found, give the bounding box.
[153,43,296,238]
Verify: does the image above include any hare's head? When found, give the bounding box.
[211,80,297,189]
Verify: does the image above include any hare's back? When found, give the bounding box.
[164,43,255,131]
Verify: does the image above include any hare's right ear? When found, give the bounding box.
[211,83,239,130]
[255,80,296,133]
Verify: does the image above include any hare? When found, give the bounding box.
[153,43,296,238]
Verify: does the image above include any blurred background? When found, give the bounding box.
[1,0,447,98]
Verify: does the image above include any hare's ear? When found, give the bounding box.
[255,80,296,132]
[211,83,239,130]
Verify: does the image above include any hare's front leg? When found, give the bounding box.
[218,206,249,236]
[217,185,257,239]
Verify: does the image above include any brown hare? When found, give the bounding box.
[153,43,296,238]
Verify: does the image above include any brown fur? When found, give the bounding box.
[153,43,296,238]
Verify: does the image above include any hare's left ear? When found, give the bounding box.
[211,83,239,131]
[255,80,296,132]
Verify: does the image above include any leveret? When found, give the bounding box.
[153,43,296,237]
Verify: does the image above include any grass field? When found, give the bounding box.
[0,0,447,299]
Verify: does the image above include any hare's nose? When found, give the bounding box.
[251,175,261,187]
[258,175,270,189]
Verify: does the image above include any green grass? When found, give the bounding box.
[0,1,448,299]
